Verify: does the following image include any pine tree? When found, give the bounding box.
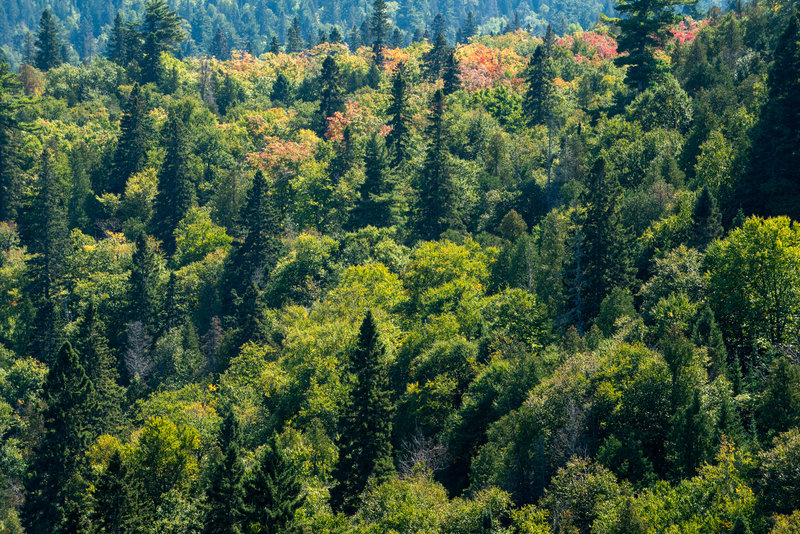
[74,303,124,433]
[140,0,185,85]
[689,186,723,251]
[128,232,162,336]
[442,49,461,95]
[244,435,305,534]
[610,0,698,92]
[523,45,556,196]
[209,27,231,59]
[386,63,413,167]
[316,55,345,136]
[34,9,63,71]
[330,311,394,514]
[110,83,152,194]
[152,103,196,254]
[22,342,98,534]
[581,156,632,321]
[370,0,390,66]
[0,60,27,220]
[349,134,393,229]
[414,89,458,241]
[221,170,282,318]
[271,72,293,105]
[204,407,246,534]
[24,147,69,363]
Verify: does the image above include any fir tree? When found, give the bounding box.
[286,17,304,53]
[581,156,633,321]
[244,435,305,534]
[523,45,556,196]
[92,450,142,533]
[330,26,344,44]
[423,31,450,79]
[271,72,293,105]
[692,306,728,380]
[204,407,246,534]
[414,89,458,241]
[386,63,413,167]
[370,0,391,66]
[107,13,128,64]
[0,60,27,220]
[110,83,153,194]
[152,103,196,254]
[74,303,124,433]
[128,232,162,336]
[140,0,185,85]
[442,49,461,95]
[22,342,98,534]
[330,311,394,514]
[349,134,393,229]
[689,186,723,250]
[316,55,345,136]
[610,0,698,92]
[462,11,478,41]
[667,389,712,479]
[209,27,231,59]
[222,170,282,318]
[34,9,63,71]
[329,125,358,183]
[270,35,281,54]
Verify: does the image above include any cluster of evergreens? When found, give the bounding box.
[2,0,800,531]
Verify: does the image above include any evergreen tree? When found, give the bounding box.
[667,389,712,479]
[330,125,358,183]
[462,11,478,41]
[25,147,69,363]
[386,63,413,167]
[442,49,461,95]
[140,0,185,85]
[92,450,142,533]
[692,306,727,380]
[74,303,124,433]
[110,83,153,194]
[689,186,723,251]
[128,232,162,336]
[152,103,196,254]
[221,170,282,318]
[107,13,128,64]
[330,26,344,44]
[271,72,293,105]
[370,0,391,66]
[414,89,457,240]
[349,134,393,229]
[423,31,450,79]
[523,45,556,196]
[204,407,246,534]
[330,311,394,514]
[0,60,26,220]
[286,17,304,53]
[610,0,697,92]
[22,342,98,534]
[581,157,632,321]
[316,55,345,136]
[244,435,305,534]
[209,27,231,59]
[743,10,800,220]
[34,9,63,71]
[270,35,281,54]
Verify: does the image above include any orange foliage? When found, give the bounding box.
[456,43,527,92]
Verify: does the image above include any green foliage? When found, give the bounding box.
[34,10,62,71]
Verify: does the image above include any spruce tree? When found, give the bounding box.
[386,63,413,167]
[611,0,698,92]
[128,232,162,336]
[92,450,142,533]
[110,83,153,194]
[0,60,26,220]
[667,389,712,479]
[34,9,63,71]
[152,103,196,254]
[316,55,345,136]
[244,435,305,534]
[581,156,632,321]
[286,17,304,53]
[330,311,394,514]
[370,0,390,66]
[271,72,293,105]
[22,342,98,534]
[140,0,185,85]
[442,49,461,95]
[462,11,478,41]
[107,13,128,64]
[414,89,457,241]
[204,407,246,534]
[689,186,723,251]
[523,45,556,195]
[423,31,450,79]
[221,170,282,318]
[270,35,281,54]
[330,27,343,44]
[692,306,728,380]
[349,134,393,229]
[209,27,231,59]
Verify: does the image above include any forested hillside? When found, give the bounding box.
[2,0,800,532]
